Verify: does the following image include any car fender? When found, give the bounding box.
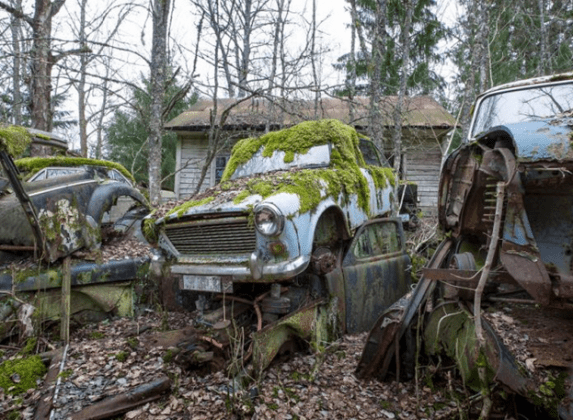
[86,183,149,224]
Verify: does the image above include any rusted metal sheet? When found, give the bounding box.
[252,299,334,374]
[356,238,453,380]
[69,375,171,420]
[424,302,531,395]
[0,257,149,292]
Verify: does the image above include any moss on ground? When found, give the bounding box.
[0,356,47,395]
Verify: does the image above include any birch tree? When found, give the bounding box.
[0,0,67,132]
[9,0,24,125]
[65,0,134,157]
[391,0,416,212]
[148,0,172,205]
[368,0,387,150]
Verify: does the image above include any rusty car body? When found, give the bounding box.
[357,73,573,417]
[0,129,149,264]
[0,128,152,334]
[154,119,413,373]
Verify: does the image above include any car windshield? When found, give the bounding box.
[231,144,332,179]
[471,81,573,137]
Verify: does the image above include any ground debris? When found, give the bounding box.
[0,312,463,419]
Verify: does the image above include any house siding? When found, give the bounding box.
[405,147,443,216]
[177,137,214,199]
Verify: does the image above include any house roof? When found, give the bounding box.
[165,96,457,132]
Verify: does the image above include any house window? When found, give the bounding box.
[215,155,229,184]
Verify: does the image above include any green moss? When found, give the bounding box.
[222,119,366,181]
[163,349,175,363]
[127,337,139,349]
[7,410,21,420]
[173,120,397,218]
[0,126,32,157]
[166,196,215,218]
[370,166,395,189]
[142,216,158,243]
[15,156,136,184]
[0,356,47,395]
[232,190,251,204]
[20,338,37,355]
[529,372,568,417]
[57,369,73,380]
[90,331,105,340]
[115,351,128,362]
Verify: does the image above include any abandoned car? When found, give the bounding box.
[0,130,150,265]
[357,73,573,417]
[154,119,413,372]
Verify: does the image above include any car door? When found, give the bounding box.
[342,218,411,333]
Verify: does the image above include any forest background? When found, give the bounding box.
[0,0,571,204]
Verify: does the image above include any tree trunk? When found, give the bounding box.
[537,0,548,75]
[347,0,357,124]
[78,0,88,157]
[148,0,171,205]
[311,0,319,117]
[368,0,387,151]
[391,0,415,215]
[10,0,23,125]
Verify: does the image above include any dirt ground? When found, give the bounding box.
[1,309,539,420]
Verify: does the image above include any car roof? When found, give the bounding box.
[477,72,573,98]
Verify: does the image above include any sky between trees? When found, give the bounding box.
[0,0,570,201]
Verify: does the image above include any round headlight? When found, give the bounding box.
[254,203,284,236]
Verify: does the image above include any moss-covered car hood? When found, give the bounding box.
[158,119,395,223]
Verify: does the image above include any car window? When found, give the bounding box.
[47,168,83,178]
[359,139,390,167]
[29,167,83,182]
[352,221,400,259]
[107,169,131,185]
[471,82,573,137]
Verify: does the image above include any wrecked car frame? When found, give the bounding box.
[154,119,413,373]
[357,73,573,417]
[0,132,149,264]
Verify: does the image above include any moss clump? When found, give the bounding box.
[142,215,158,243]
[166,196,215,218]
[90,331,105,339]
[20,338,37,355]
[57,369,73,379]
[15,156,136,184]
[0,126,32,157]
[0,356,47,395]
[115,351,128,362]
[127,337,139,349]
[224,120,396,214]
[222,119,366,182]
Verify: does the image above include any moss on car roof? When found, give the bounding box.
[15,156,136,184]
[221,119,367,181]
[0,126,32,157]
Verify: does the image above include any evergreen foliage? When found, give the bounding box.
[335,0,447,97]
[104,78,196,191]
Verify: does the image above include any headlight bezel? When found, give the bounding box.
[254,203,285,237]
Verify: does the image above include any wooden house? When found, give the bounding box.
[164,96,457,215]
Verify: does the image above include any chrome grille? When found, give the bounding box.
[165,216,256,254]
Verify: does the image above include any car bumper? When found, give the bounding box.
[170,252,310,282]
